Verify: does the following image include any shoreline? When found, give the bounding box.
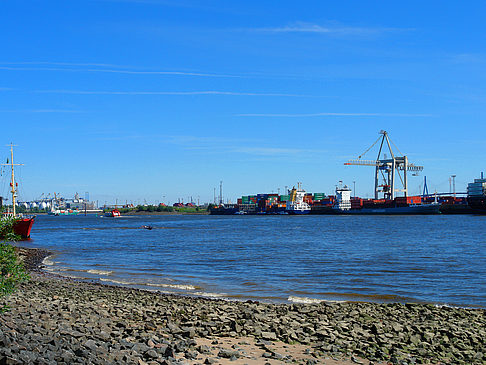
[0,247,483,364]
[32,247,483,310]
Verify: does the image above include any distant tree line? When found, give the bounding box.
[106,205,207,214]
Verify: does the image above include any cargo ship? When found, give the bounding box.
[466,174,486,213]
[1,144,35,238]
[285,184,311,214]
[209,204,238,215]
[331,184,441,215]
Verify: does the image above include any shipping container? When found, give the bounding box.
[279,195,290,201]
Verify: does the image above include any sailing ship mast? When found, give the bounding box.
[2,144,23,217]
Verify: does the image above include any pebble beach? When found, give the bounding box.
[0,248,484,364]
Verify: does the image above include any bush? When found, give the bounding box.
[0,216,20,242]
[0,241,29,297]
[0,217,29,309]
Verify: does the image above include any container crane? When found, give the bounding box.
[344,130,423,200]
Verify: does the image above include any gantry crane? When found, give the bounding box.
[344,130,423,200]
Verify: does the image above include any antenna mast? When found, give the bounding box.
[219,180,223,205]
[1,144,24,216]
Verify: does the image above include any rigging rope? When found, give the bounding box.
[358,135,382,159]
[388,135,404,157]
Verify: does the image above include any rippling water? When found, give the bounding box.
[21,214,485,307]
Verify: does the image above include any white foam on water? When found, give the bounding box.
[193,291,227,298]
[164,284,197,290]
[42,257,54,266]
[288,296,346,304]
[87,269,113,276]
[100,278,137,285]
[288,296,325,304]
[99,278,197,290]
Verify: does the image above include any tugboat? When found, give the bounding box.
[285,183,311,214]
[1,144,35,238]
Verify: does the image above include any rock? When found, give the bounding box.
[185,350,198,360]
[182,327,195,339]
[218,349,241,358]
[144,349,158,359]
[167,323,182,334]
[197,345,211,354]
[164,345,175,358]
[261,332,277,341]
[84,339,98,351]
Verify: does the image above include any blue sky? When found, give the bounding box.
[1,0,485,204]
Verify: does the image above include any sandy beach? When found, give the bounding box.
[0,248,484,364]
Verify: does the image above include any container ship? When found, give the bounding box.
[209,186,474,216]
[329,184,440,215]
[466,174,486,213]
[210,183,314,215]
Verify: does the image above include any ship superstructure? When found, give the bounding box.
[466,174,486,213]
[333,183,352,211]
[285,183,311,214]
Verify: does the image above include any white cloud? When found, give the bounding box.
[249,22,413,36]
[236,112,434,117]
[231,147,325,156]
[449,53,485,64]
[0,109,81,113]
[34,89,313,97]
[0,63,240,78]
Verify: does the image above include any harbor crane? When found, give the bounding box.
[344,130,423,200]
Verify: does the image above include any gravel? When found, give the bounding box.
[0,248,484,364]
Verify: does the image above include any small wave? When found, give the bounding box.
[99,278,197,290]
[42,257,54,266]
[193,292,227,298]
[87,269,113,276]
[100,278,138,285]
[288,296,326,304]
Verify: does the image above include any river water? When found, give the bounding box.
[21,214,485,307]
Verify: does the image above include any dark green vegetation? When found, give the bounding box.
[2,205,48,214]
[0,217,29,309]
[107,205,208,214]
[1,272,484,364]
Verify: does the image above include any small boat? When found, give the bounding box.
[141,225,153,230]
[1,144,35,238]
[104,209,121,217]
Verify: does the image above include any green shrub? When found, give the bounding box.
[0,216,20,242]
[0,241,29,297]
[0,217,29,310]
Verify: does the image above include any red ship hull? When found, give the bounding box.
[13,218,35,238]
